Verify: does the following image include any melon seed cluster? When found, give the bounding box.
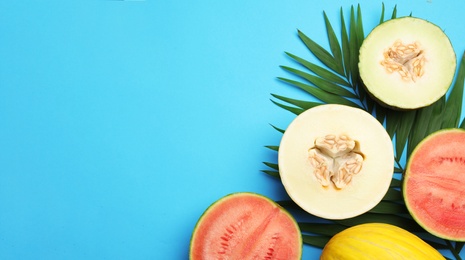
[380,40,426,82]
[308,134,364,189]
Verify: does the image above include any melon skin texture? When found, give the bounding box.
[359,16,456,110]
[320,223,445,260]
[278,104,394,220]
[189,192,302,260]
[404,128,465,241]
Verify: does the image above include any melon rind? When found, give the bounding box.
[189,192,302,260]
[278,104,394,220]
[404,128,465,241]
[359,16,456,110]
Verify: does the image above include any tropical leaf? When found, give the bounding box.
[285,52,351,87]
[368,201,409,214]
[302,235,330,248]
[269,124,285,134]
[457,243,465,254]
[262,162,278,171]
[389,178,402,187]
[265,145,279,151]
[271,93,321,111]
[442,51,465,128]
[270,99,305,115]
[446,240,465,260]
[394,110,417,159]
[407,97,446,156]
[391,5,398,19]
[299,222,347,236]
[379,3,386,24]
[335,213,424,233]
[348,7,360,87]
[261,170,279,178]
[323,11,345,77]
[278,77,360,107]
[382,188,403,202]
[263,4,465,259]
[298,30,345,75]
[355,5,364,51]
[280,66,357,98]
[340,8,351,80]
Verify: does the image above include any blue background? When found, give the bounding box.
[1,0,464,259]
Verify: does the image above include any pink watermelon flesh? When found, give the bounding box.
[405,129,465,241]
[189,193,302,259]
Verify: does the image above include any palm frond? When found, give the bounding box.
[280,66,357,98]
[285,52,351,87]
[443,51,465,128]
[263,4,465,258]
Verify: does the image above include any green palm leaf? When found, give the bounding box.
[406,97,445,156]
[340,8,351,80]
[368,201,409,214]
[285,52,351,87]
[263,4,465,259]
[262,161,278,171]
[390,178,402,187]
[394,110,417,160]
[269,124,285,134]
[280,66,357,98]
[382,188,403,202]
[261,170,279,178]
[299,223,347,236]
[270,99,305,115]
[324,12,345,77]
[271,93,321,111]
[265,145,279,151]
[278,77,360,107]
[335,213,423,233]
[443,51,465,128]
[298,30,345,75]
[348,6,361,87]
[302,235,330,248]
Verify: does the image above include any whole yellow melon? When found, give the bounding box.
[320,223,445,260]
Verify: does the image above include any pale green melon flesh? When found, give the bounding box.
[404,129,465,241]
[359,17,456,110]
[189,193,302,260]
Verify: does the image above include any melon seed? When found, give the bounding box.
[380,40,426,82]
[308,134,364,189]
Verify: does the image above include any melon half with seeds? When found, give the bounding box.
[404,129,465,241]
[278,104,394,219]
[359,17,456,110]
[189,192,302,260]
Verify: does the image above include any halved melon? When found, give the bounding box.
[189,192,302,259]
[278,104,394,219]
[404,128,465,241]
[359,17,456,110]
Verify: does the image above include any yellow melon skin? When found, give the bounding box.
[320,223,445,260]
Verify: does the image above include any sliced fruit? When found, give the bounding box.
[189,192,302,260]
[359,17,456,110]
[404,128,465,241]
[320,223,445,260]
[278,104,394,219]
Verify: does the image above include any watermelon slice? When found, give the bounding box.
[189,192,302,259]
[404,128,465,241]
